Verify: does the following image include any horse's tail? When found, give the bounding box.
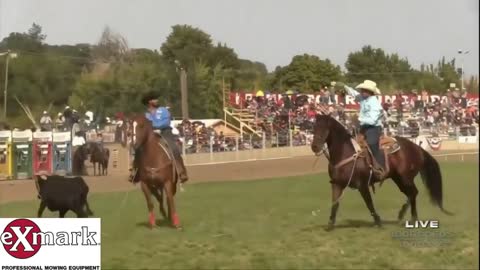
[419,148,454,216]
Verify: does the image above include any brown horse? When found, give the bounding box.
[87,142,110,176]
[72,144,89,176]
[124,115,180,229]
[310,114,452,231]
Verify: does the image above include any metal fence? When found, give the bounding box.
[179,130,315,155]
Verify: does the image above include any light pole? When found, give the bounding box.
[0,50,18,120]
[457,49,469,91]
[175,60,189,120]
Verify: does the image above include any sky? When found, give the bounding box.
[0,0,478,76]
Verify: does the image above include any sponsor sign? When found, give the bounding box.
[0,218,101,269]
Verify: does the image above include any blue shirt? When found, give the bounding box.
[344,86,384,127]
[145,107,171,129]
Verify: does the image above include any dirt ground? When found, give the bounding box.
[0,155,328,204]
[0,149,477,205]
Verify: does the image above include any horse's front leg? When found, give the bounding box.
[141,181,155,229]
[326,183,343,231]
[359,184,382,227]
[151,187,167,220]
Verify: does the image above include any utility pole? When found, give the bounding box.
[180,67,189,120]
[175,60,189,120]
[1,50,17,120]
[3,52,9,120]
[458,49,470,91]
[222,75,226,129]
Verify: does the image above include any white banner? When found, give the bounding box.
[458,136,478,144]
[0,218,101,269]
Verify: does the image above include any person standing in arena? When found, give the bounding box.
[343,80,387,180]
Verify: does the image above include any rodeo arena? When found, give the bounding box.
[0,2,479,269]
[0,86,480,269]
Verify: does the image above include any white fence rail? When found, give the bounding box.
[431,151,478,162]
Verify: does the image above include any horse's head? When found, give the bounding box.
[311,114,331,154]
[129,114,153,149]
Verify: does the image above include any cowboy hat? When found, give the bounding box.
[356,80,381,95]
[141,92,159,105]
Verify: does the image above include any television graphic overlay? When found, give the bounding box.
[0,218,101,269]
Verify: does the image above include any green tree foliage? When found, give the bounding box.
[269,54,342,92]
[345,46,461,93]
[345,45,413,91]
[0,24,82,125]
[160,25,213,69]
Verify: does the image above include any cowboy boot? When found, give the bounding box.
[368,145,387,180]
[371,163,387,180]
[176,156,189,183]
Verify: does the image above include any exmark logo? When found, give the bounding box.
[1,218,98,259]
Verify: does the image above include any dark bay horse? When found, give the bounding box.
[72,144,89,176]
[310,114,452,230]
[124,115,180,229]
[87,142,110,176]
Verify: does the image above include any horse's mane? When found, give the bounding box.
[316,114,352,141]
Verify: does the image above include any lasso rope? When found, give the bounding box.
[333,153,359,205]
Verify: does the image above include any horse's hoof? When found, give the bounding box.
[374,217,383,228]
[171,224,183,230]
[325,223,335,232]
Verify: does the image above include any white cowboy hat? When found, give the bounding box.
[356,80,381,95]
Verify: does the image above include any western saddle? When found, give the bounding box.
[353,134,400,190]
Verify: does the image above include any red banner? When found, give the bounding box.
[229,92,479,110]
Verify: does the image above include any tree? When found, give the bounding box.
[208,43,239,70]
[269,54,342,92]
[0,23,46,52]
[345,45,413,92]
[92,26,129,63]
[160,25,213,69]
[232,59,268,90]
[27,23,47,42]
[70,48,171,116]
[466,75,479,93]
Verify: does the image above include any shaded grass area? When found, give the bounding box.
[0,161,478,269]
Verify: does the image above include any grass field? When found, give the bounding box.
[0,161,478,269]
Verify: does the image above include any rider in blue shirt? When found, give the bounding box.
[129,92,189,183]
[344,80,387,180]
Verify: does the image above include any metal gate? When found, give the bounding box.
[12,130,33,180]
[32,131,53,175]
[0,130,12,180]
[53,132,72,175]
